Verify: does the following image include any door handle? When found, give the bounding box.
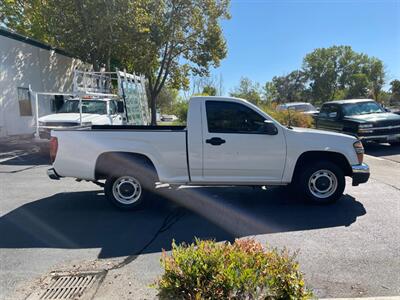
[206,137,226,146]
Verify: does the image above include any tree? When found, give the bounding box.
[183,74,224,99]
[230,77,262,105]
[264,70,307,103]
[0,0,49,42]
[366,58,385,101]
[390,79,400,101]
[127,0,230,124]
[202,86,217,96]
[302,45,385,103]
[346,73,369,99]
[154,85,179,114]
[1,0,230,124]
[302,46,341,102]
[0,0,139,71]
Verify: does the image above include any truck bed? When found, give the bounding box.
[52,127,189,182]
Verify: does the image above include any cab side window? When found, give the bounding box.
[319,104,331,118]
[206,101,266,133]
[319,104,339,119]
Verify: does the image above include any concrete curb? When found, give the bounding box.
[322,297,400,300]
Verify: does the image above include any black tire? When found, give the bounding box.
[104,167,156,210]
[295,161,345,204]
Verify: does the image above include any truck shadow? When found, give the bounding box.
[364,143,400,157]
[0,187,366,259]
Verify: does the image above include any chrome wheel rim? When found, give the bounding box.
[308,169,337,199]
[112,176,142,204]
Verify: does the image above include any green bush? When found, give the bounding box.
[175,101,189,123]
[154,239,313,299]
[259,104,314,128]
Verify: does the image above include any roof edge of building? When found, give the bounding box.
[0,27,76,59]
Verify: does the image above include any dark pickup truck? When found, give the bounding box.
[315,99,400,146]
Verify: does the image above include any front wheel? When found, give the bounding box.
[296,162,345,204]
[105,174,148,210]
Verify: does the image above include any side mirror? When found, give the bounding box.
[117,101,125,113]
[262,120,278,135]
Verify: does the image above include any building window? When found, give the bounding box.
[17,87,32,116]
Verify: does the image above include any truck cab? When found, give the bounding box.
[38,97,125,139]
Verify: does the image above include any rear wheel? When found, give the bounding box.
[104,162,157,210]
[295,161,345,204]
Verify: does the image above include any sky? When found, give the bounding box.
[214,0,400,95]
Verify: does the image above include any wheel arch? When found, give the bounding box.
[94,151,159,181]
[292,151,352,181]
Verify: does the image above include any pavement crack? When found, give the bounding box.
[107,206,186,271]
[0,165,45,173]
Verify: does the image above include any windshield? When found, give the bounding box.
[58,100,107,114]
[342,101,385,116]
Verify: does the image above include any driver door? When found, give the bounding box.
[202,100,286,183]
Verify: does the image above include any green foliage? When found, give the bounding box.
[390,80,400,103]
[0,0,139,71]
[259,104,314,128]
[230,77,263,105]
[264,70,308,103]
[202,86,217,96]
[346,73,369,99]
[0,0,49,42]
[174,101,189,123]
[155,85,179,115]
[130,0,231,124]
[1,0,231,124]
[155,239,313,299]
[302,45,385,103]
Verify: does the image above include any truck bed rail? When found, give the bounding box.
[91,125,186,131]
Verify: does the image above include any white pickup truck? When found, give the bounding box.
[47,96,370,209]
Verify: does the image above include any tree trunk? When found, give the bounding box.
[106,46,111,71]
[150,93,157,125]
[92,55,99,72]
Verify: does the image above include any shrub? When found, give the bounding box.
[154,239,313,299]
[259,104,314,128]
[174,101,189,124]
[268,109,314,128]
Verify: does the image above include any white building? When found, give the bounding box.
[0,28,90,137]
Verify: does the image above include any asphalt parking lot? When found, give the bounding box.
[0,141,399,299]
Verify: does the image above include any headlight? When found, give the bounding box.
[358,123,373,133]
[38,121,45,126]
[353,141,364,164]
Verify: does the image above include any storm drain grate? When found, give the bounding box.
[28,271,106,300]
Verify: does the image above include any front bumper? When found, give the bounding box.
[47,168,61,180]
[351,163,370,186]
[359,133,400,143]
